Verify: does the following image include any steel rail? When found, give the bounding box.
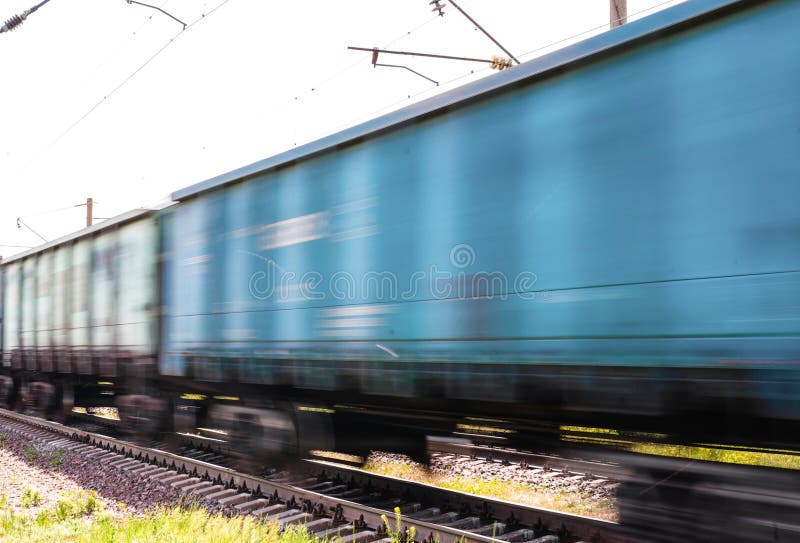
[427,437,627,479]
[0,407,630,543]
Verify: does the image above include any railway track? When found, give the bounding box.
[427,437,625,482]
[0,407,631,543]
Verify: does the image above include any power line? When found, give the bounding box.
[1,0,54,33]
[20,0,236,173]
[281,14,441,146]
[438,0,519,65]
[0,244,33,249]
[80,0,172,91]
[519,0,682,58]
[126,0,186,29]
[20,201,92,219]
[15,218,47,243]
[321,0,684,144]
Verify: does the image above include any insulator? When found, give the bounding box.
[429,0,445,16]
[3,13,25,31]
[490,56,512,71]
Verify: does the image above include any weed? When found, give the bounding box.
[381,507,416,543]
[20,487,43,508]
[55,490,102,520]
[22,445,38,462]
[48,449,67,468]
[0,501,323,542]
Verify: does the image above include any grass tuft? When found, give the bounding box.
[0,503,322,543]
[19,488,42,509]
[380,506,416,543]
[47,449,67,468]
[21,446,38,463]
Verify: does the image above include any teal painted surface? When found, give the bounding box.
[70,240,90,350]
[20,258,36,352]
[116,219,158,353]
[2,263,20,356]
[0,217,159,360]
[35,252,52,351]
[52,246,70,349]
[161,0,800,373]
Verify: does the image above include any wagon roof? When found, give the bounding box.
[1,208,155,265]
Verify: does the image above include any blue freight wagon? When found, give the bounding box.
[160,0,800,451]
[0,210,160,420]
[1,1,799,538]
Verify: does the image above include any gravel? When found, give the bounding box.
[0,423,182,516]
[370,450,616,495]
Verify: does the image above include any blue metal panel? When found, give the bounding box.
[161,196,222,375]
[161,0,800,374]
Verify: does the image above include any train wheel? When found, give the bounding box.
[0,376,14,410]
[116,394,167,437]
[49,383,75,423]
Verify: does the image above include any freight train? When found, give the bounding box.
[1,0,799,538]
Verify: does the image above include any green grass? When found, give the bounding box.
[48,449,67,468]
[22,446,38,463]
[0,502,323,543]
[381,507,416,543]
[560,425,800,470]
[629,442,800,470]
[19,488,42,509]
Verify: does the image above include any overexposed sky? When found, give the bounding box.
[0,0,685,257]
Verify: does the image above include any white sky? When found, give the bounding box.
[0,0,685,258]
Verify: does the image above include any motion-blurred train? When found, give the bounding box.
[1,0,799,539]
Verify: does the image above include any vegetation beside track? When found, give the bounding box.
[561,426,800,470]
[629,442,800,470]
[363,456,617,521]
[0,503,319,543]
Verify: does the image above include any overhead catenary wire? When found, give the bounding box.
[19,0,236,173]
[16,0,683,182]
[125,0,186,29]
[314,0,686,144]
[81,0,173,88]
[18,8,438,173]
[15,218,47,243]
[441,0,519,64]
[18,201,93,219]
[282,13,441,146]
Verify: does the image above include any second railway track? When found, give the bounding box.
[0,407,631,543]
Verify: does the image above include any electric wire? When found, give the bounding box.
[19,0,236,174]
[81,0,172,90]
[18,0,683,182]
[306,0,687,144]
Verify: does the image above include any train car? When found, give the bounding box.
[0,209,160,422]
[159,0,800,458]
[1,0,799,538]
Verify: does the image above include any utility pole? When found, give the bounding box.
[86,197,93,227]
[611,0,627,28]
